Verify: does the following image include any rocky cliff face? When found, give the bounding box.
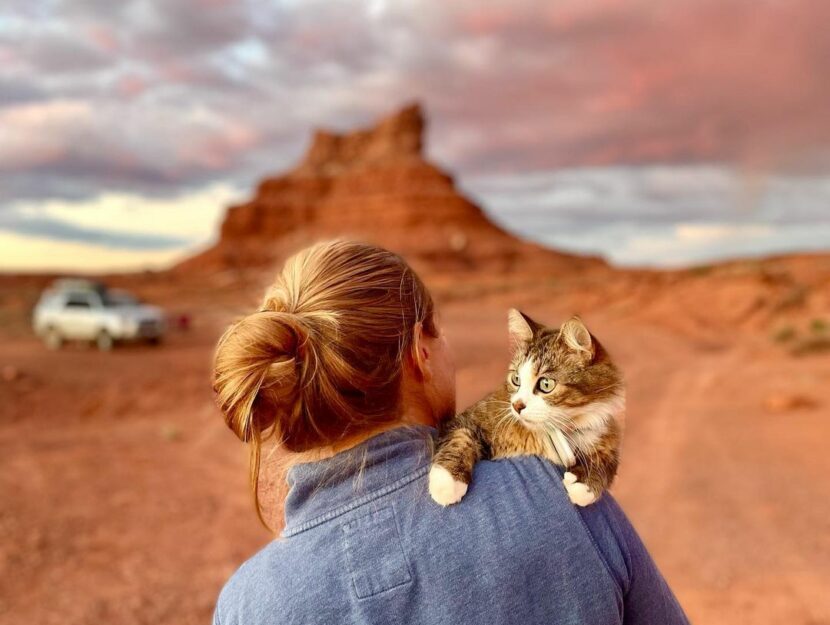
[179,103,602,276]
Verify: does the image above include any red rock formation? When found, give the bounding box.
[178,103,603,276]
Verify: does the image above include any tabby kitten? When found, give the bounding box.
[429,309,625,507]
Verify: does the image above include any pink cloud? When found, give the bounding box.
[426,0,830,173]
[86,24,120,53]
[0,101,93,169]
[116,74,150,98]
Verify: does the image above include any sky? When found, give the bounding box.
[1,0,829,271]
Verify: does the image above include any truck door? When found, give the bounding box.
[61,292,98,340]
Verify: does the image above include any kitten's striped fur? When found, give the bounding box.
[429,310,625,507]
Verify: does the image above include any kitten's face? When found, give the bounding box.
[505,310,623,432]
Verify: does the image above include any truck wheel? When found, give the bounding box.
[44,327,63,350]
[96,330,114,352]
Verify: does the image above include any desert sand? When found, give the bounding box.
[1,105,828,625]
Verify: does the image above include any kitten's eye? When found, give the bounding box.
[508,371,520,387]
[537,377,556,393]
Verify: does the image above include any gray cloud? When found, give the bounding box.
[465,165,830,225]
[1,0,829,211]
[0,76,45,105]
[0,211,189,249]
[18,33,110,73]
[467,164,830,266]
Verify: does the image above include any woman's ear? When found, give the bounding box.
[409,321,433,382]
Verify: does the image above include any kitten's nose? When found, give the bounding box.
[512,399,526,414]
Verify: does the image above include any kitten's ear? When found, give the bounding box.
[560,316,595,363]
[508,309,540,352]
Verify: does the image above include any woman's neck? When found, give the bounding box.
[296,398,436,462]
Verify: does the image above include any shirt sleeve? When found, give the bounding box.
[578,494,690,625]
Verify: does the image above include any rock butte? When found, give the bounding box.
[178,103,604,276]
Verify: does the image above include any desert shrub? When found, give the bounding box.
[790,335,830,356]
[772,284,808,312]
[688,264,713,277]
[772,325,797,343]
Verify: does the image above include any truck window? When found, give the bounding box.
[65,295,92,309]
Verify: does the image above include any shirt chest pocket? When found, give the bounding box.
[341,506,413,599]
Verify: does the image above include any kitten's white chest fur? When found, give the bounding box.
[542,427,576,467]
[542,393,626,466]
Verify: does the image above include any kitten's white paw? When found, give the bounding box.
[563,472,596,506]
[428,465,468,506]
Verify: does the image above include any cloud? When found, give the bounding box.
[19,182,239,239]
[0,213,188,250]
[673,223,773,243]
[0,182,239,270]
[616,222,830,267]
[15,29,111,74]
[464,164,830,266]
[0,231,193,273]
[0,76,45,106]
[0,98,263,201]
[0,100,95,169]
[2,181,237,242]
[2,0,829,208]
[463,164,830,225]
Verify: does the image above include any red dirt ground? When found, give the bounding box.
[1,260,828,625]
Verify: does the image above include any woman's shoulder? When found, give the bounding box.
[465,453,574,511]
[419,454,589,547]
[212,540,278,620]
[456,454,630,590]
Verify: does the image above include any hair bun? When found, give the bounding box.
[213,310,313,444]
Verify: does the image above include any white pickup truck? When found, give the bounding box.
[32,279,166,351]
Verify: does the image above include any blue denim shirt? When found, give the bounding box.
[213,425,689,625]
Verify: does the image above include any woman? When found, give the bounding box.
[212,240,689,625]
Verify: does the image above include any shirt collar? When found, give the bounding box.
[282,424,436,537]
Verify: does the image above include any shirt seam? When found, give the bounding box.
[573,499,625,605]
[603,500,635,594]
[537,458,624,604]
[280,464,430,537]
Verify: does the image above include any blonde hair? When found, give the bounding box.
[213,240,436,526]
